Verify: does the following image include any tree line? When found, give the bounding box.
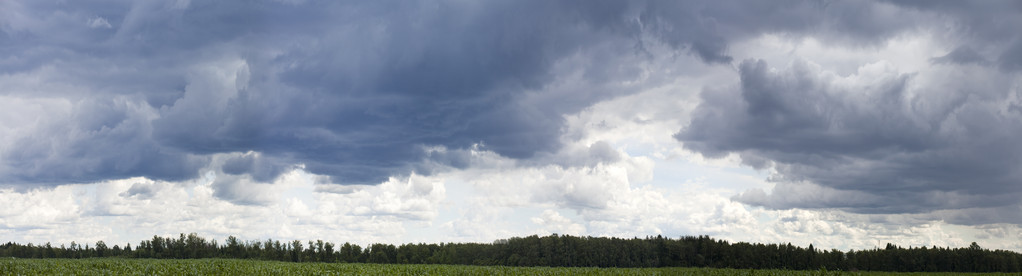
[2,233,1020,272]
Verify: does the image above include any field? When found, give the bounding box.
[0,258,1014,275]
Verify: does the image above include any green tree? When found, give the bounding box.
[95,241,108,257]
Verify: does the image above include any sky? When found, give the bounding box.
[2,0,1022,251]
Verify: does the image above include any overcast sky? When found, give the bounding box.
[3,0,1022,251]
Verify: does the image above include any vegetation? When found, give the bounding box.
[2,234,1021,273]
[1,258,1016,276]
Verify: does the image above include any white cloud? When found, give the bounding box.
[532,209,586,236]
[0,186,80,230]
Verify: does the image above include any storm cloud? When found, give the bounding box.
[4,0,1022,226]
[1,0,906,187]
[677,0,1022,222]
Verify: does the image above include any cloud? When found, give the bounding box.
[0,186,80,230]
[210,173,280,206]
[1,1,652,185]
[0,96,207,186]
[7,0,1022,254]
[86,17,112,29]
[2,64,1022,252]
[0,0,952,187]
[884,1,1022,72]
[998,40,1022,71]
[532,210,586,236]
[931,46,989,65]
[676,56,1022,221]
[119,182,157,200]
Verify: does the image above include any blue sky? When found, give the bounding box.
[2,0,1022,251]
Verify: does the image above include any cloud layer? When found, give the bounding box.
[4,0,727,186]
[0,0,965,187]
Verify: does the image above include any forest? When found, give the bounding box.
[2,233,1020,273]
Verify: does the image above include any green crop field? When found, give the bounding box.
[0,258,1013,275]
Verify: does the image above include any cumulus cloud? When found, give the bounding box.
[0,186,80,230]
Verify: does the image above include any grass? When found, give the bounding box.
[0,258,1015,275]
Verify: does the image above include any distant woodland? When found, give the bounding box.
[2,234,1020,272]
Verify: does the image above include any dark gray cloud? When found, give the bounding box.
[673,1,1022,223]
[678,56,1022,221]
[221,153,294,183]
[0,0,984,190]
